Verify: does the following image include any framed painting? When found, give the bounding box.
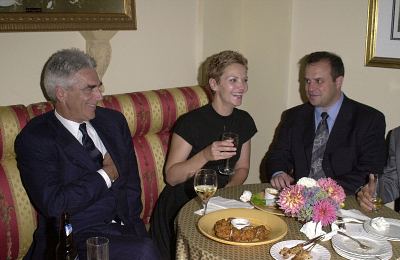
[0,0,136,32]
[365,0,400,68]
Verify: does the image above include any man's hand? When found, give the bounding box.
[103,153,119,182]
[270,172,294,190]
[356,174,376,211]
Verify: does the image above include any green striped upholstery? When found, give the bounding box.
[0,85,211,260]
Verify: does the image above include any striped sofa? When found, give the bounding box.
[0,85,211,260]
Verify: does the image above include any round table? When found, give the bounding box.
[175,183,400,260]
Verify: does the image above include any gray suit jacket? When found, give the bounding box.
[381,126,400,204]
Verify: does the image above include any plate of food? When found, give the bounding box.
[250,189,285,216]
[270,240,331,260]
[197,208,288,246]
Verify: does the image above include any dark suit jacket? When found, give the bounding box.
[15,107,146,259]
[381,127,400,207]
[266,95,386,194]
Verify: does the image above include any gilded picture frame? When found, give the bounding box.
[0,0,136,32]
[366,0,400,68]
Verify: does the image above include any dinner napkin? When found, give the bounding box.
[338,209,371,221]
[299,221,341,241]
[194,196,254,215]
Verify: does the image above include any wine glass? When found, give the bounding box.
[194,169,218,215]
[371,173,383,211]
[218,132,239,175]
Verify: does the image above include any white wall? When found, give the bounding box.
[288,0,400,132]
[0,0,199,105]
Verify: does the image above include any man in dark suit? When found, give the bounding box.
[265,51,386,194]
[15,48,160,260]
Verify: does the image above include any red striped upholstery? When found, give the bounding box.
[0,86,211,259]
[0,105,36,260]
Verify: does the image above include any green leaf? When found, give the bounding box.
[250,193,265,206]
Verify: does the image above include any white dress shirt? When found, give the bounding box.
[54,110,112,188]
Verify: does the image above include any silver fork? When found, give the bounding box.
[337,231,371,250]
[304,242,318,254]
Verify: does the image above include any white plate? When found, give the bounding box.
[332,231,391,257]
[270,240,331,260]
[333,244,392,260]
[363,218,400,241]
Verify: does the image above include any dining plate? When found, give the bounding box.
[332,244,392,260]
[363,218,400,241]
[250,192,285,216]
[331,231,391,257]
[197,208,288,246]
[270,240,331,260]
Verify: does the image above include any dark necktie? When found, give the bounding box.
[309,112,329,180]
[79,123,103,168]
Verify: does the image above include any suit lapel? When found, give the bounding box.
[49,112,99,170]
[303,105,315,167]
[325,96,352,153]
[91,116,124,185]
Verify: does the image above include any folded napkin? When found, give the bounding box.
[370,217,390,231]
[300,221,341,241]
[338,209,371,221]
[194,196,254,215]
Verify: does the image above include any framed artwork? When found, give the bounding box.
[366,0,400,68]
[0,0,136,32]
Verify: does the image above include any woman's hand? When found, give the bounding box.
[202,139,236,161]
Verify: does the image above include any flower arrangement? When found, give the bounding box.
[277,177,346,226]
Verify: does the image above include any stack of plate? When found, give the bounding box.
[331,231,392,260]
[363,218,400,241]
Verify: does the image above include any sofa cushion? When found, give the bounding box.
[0,105,36,260]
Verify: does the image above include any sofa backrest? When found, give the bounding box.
[0,85,211,260]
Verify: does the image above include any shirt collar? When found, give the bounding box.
[54,110,87,139]
[314,92,344,131]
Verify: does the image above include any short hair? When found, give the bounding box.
[206,50,248,83]
[305,51,344,80]
[42,48,96,101]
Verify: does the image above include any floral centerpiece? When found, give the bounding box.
[277,177,346,227]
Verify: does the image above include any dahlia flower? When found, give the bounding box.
[317,178,346,204]
[312,199,338,226]
[277,185,305,216]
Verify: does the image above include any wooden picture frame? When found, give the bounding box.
[366,0,400,68]
[0,0,136,32]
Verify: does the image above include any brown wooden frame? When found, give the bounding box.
[0,0,136,32]
[366,0,400,69]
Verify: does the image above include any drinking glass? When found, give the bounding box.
[86,236,109,260]
[194,169,218,215]
[371,173,383,211]
[218,132,239,175]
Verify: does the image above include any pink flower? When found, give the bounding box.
[317,178,346,204]
[312,199,337,226]
[277,185,305,216]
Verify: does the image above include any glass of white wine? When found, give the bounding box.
[218,132,239,175]
[194,169,218,216]
[371,173,383,211]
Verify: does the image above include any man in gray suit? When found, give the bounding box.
[357,127,400,211]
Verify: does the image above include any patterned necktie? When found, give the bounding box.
[79,123,103,168]
[309,112,329,180]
